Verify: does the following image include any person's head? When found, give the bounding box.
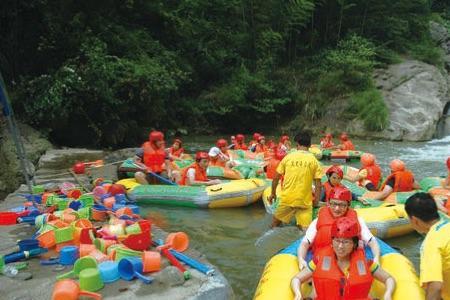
[236,134,245,143]
[149,131,165,148]
[294,131,312,148]
[360,153,375,167]
[258,135,266,145]
[446,157,450,170]
[325,133,332,140]
[195,151,210,169]
[135,148,144,162]
[340,133,348,142]
[331,217,360,258]
[253,133,261,141]
[172,138,182,150]
[326,165,344,186]
[328,186,352,218]
[389,159,405,173]
[405,192,440,234]
[230,136,236,144]
[280,135,290,144]
[216,138,228,151]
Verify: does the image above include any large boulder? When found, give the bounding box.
[372,60,449,141]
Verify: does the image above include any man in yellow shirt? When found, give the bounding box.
[405,192,450,300]
[268,131,322,230]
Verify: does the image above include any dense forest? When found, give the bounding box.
[0,0,449,147]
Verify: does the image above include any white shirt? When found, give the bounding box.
[304,216,374,245]
[186,168,196,184]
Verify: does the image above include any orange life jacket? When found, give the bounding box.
[235,143,248,150]
[179,163,208,185]
[359,164,382,188]
[313,207,358,253]
[321,139,335,149]
[341,140,355,151]
[265,158,281,179]
[380,170,414,192]
[209,149,229,167]
[323,181,334,202]
[169,147,184,158]
[255,144,268,154]
[313,246,373,300]
[142,141,166,173]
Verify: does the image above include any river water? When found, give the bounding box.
[139,135,450,299]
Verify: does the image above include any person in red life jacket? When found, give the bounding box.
[337,133,355,150]
[320,133,335,149]
[208,139,236,168]
[249,132,261,152]
[291,217,395,300]
[179,152,221,186]
[234,134,248,150]
[322,166,369,205]
[278,135,291,153]
[297,186,380,271]
[346,153,382,191]
[167,138,184,161]
[136,130,173,184]
[265,149,286,179]
[360,159,420,202]
[254,135,269,154]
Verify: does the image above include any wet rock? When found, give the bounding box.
[155,266,186,287]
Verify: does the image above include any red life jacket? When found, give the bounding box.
[323,181,334,202]
[169,147,184,158]
[313,246,373,300]
[235,143,248,150]
[321,139,335,149]
[265,158,281,179]
[179,163,208,185]
[380,170,414,192]
[341,140,355,151]
[312,207,358,253]
[359,165,382,188]
[142,141,166,173]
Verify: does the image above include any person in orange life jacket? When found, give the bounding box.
[278,135,291,153]
[227,135,237,150]
[179,152,221,186]
[433,157,450,214]
[254,135,269,154]
[265,149,286,179]
[297,186,380,271]
[321,166,369,205]
[345,153,382,191]
[337,133,355,151]
[208,139,236,168]
[320,133,335,149]
[249,132,261,152]
[359,159,420,202]
[234,134,248,150]
[167,138,184,161]
[291,217,395,300]
[136,130,173,184]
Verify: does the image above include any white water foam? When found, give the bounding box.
[400,135,450,163]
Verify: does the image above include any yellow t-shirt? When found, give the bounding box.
[276,150,322,207]
[420,219,450,300]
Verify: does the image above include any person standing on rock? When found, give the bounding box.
[405,192,450,300]
[267,131,322,230]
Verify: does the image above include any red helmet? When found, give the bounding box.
[216,139,228,148]
[329,186,352,202]
[195,151,209,161]
[236,134,245,142]
[280,135,290,143]
[149,131,164,142]
[173,138,182,145]
[258,135,266,142]
[325,133,332,139]
[340,133,348,141]
[331,217,360,238]
[360,153,375,167]
[390,159,405,172]
[253,133,261,141]
[447,157,450,170]
[326,165,343,179]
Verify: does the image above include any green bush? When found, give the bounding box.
[408,38,444,67]
[346,88,388,131]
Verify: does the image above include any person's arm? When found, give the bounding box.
[373,267,395,300]
[425,281,443,300]
[360,185,392,201]
[297,221,316,269]
[358,217,380,264]
[412,180,421,190]
[268,172,281,204]
[291,268,313,300]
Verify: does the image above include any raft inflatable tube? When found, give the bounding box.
[207,164,266,180]
[254,238,424,300]
[262,187,413,238]
[229,149,265,160]
[120,178,266,208]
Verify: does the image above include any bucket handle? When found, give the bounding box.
[209,187,223,192]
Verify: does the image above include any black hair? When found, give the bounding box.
[405,192,440,222]
[294,131,312,147]
[352,237,359,249]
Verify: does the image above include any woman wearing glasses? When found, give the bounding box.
[291,217,395,300]
[297,186,380,270]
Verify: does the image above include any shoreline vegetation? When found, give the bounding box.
[0,1,449,148]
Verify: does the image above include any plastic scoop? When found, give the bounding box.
[57,256,97,280]
[118,257,153,284]
[41,246,79,266]
[51,279,102,300]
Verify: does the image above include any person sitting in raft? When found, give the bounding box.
[320,133,335,149]
[208,139,236,168]
[179,152,221,186]
[136,130,174,185]
[227,135,236,150]
[278,135,291,153]
[345,153,382,191]
[291,217,395,300]
[254,135,269,154]
[297,186,380,270]
[359,159,420,202]
[234,134,248,150]
[249,132,261,152]
[322,166,369,205]
[405,192,450,300]
[265,149,286,179]
[117,148,148,180]
[337,133,355,150]
[167,138,184,161]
